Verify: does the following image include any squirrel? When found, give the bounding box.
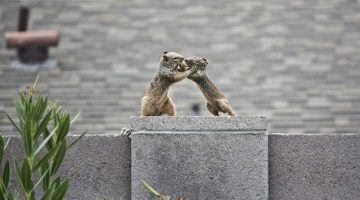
[186,56,236,116]
[140,51,197,116]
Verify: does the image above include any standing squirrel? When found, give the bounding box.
[186,56,236,116]
[140,51,197,116]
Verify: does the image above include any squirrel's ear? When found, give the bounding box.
[163,54,169,61]
[202,58,207,62]
[163,51,168,54]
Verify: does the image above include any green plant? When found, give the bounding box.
[0,135,18,200]
[141,180,185,200]
[0,75,86,200]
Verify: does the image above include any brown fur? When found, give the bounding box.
[141,51,197,116]
[186,56,236,116]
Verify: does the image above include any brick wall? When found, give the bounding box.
[1,0,360,134]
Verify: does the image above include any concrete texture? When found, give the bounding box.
[1,0,360,134]
[2,134,131,200]
[269,133,360,200]
[130,116,268,131]
[131,116,268,200]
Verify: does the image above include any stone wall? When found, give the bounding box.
[2,116,360,199]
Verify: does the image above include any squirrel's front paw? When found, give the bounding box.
[176,65,190,72]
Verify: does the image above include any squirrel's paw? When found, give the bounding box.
[121,127,132,138]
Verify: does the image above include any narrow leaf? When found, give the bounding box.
[3,161,10,188]
[57,114,70,143]
[32,146,58,172]
[43,128,53,151]
[4,137,10,152]
[51,142,66,175]
[0,136,3,164]
[33,125,58,157]
[21,159,32,192]
[51,177,60,188]
[141,180,161,197]
[70,112,81,125]
[51,179,69,200]
[32,75,40,91]
[5,113,22,134]
[0,179,7,200]
[40,161,50,191]
[67,130,87,149]
[23,118,33,156]
[34,111,51,140]
[14,160,26,192]
[30,169,50,193]
[40,187,53,200]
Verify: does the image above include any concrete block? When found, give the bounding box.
[131,116,268,200]
[3,134,131,200]
[130,116,268,131]
[269,133,360,200]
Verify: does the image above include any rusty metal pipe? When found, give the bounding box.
[5,30,60,48]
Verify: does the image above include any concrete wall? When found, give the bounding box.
[1,117,360,199]
[3,134,131,200]
[269,133,360,200]
[130,116,268,200]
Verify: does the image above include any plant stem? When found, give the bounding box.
[26,193,31,200]
[28,157,33,169]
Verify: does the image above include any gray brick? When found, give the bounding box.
[269,133,360,200]
[3,134,131,200]
[131,116,268,200]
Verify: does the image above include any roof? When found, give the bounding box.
[1,0,360,134]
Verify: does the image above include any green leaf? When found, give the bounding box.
[141,180,161,197]
[34,111,51,140]
[40,187,53,200]
[51,142,66,175]
[33,125,58,157]
[51,177,60,188]
[34,96,47,122]
[67,130,87,149]
[32,146,58,172]
[30,168,50,193]
[40,161,50,191]
[0,136,3,164]
[32,75,40,91]
[43,128,53,151]
[3,161,10,188]
[14,160,26,192]
[30,192,35,200]
[51,179,69,200]
[20,159,33,192]
[0,179,7,200]
[70,112,81,125]
[15,97,25,124]
[57,114,70,143]
[23,118,33,156]
[5,113,22,135]
[4,137,10,152]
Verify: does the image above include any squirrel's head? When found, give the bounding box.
[186,56,208,79]
[160,51,188,71]
[185,56,208,70]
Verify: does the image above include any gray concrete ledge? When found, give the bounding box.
[3,134,131,200]
[130,116,268,131]
[3,123,359,200]
[131,116,269,200]
[269,133,360,200]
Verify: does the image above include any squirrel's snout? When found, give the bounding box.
[184,59,193,66]
[179,61,188,69]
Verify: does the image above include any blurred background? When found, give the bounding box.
[0,0,359,134]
